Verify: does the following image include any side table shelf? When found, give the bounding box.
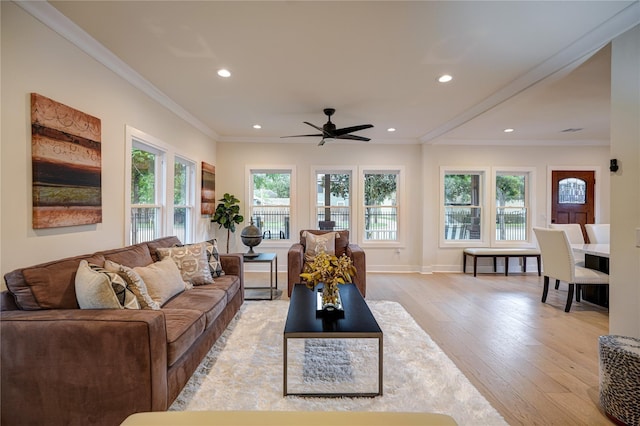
[243,252,278,300]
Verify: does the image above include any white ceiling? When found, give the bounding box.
[31,1,640,145]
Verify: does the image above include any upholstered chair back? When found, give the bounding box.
[534,227,576,283]
[549,223,585,244]
[585,224,610,244]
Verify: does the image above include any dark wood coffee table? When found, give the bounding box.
[283,283,383,397]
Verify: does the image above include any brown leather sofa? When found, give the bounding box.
[0,236,244,426]
[287,230,366,297]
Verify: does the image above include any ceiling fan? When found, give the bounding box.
[282,108,373,146]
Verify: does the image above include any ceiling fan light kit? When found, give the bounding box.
[282,108,373,146]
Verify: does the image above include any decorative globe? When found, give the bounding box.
[240,218,262,257]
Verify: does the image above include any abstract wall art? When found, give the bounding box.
[31,93,102,228]
[201,162,216,215]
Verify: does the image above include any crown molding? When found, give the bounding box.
[15,0,219,140]
[430,139,609,147]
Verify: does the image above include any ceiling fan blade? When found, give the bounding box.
[280,133,322,138]
[334,124,373,136]
[303,121,326,133]
[336,134,371,142]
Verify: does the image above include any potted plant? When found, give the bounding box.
[212,193,244,253]
[300,250,356,311]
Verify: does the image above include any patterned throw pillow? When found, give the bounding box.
[157,242,213,286]
[303,231,340,262]
[205,239,225,277]
[104,260,160,310]
[75,260,140,310]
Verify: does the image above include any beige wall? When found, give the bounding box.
[0,2,216,282]
[216,142,424,271]
[609,24,640,337]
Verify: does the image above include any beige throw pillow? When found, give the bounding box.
[104,260,160,310]
[132,257,186,307]
[304,231,340,262]
[157,242,213,286]
[75,260,140,310]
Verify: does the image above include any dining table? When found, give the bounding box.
[572,243,610,307]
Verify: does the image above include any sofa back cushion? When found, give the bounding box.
[299,230,350,257]
[7,254,105,310]
[101,244,153,268]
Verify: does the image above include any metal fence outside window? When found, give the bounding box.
[253,207,290,239]
[496,207,527,240]
[444,207,527,240]
[173,207,187,243]
[316,207,350,230]
[131,207,159,244]
[364,207,397,240]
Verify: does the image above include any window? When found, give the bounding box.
[558,178,586,204]
[442,171,484,242]
[363,170,399,241]
[494,172,530,242]
[126,126,198,245]
[314,170,352,231]
[249,169,293,240]
[130,142,164,244]
[173,157,195,243]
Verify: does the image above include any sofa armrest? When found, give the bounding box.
[287,243,305,297]
[220,253,244,291]
[346,243,366,297]
[1,309,168,426]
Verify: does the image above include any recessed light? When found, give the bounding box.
[253,124,262,129]
[387,128,396,132]
[217,69,231,78]
[503,128,515,133]
[438,74,453,83]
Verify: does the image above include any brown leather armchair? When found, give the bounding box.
[287,230,366,297]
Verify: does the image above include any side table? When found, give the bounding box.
[243,252,278,300]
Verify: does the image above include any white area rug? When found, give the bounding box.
[170,300,507,426]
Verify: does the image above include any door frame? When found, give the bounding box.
[546,165,602,227]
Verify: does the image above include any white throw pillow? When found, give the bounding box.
[75,260,140,310]
[132,257,187,307]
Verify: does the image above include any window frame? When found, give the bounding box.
[173,155,196,243]
[245,165,296,248]
[125,125,197,245]
[358,166,404,248]
[439,166,490,248]
[310,166,356,236]
[490,167,536,247]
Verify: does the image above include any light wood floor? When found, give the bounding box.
[246,271,611,425]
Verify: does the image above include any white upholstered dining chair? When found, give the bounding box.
[533,227,609,312]
[585,224,610,244]
[548,223,585,288]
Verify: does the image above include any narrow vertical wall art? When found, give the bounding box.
[201,162,216,215]
[31,93,102,228]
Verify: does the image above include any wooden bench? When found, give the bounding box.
[463,248,541,277]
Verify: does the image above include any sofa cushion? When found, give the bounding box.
[200,275,241,304]
[146,236,183,262]
[15,254,105,310]
[75,260,140,310]
[102,244,154,268]
[104,260,161,310]
[303,231,340,262]
[162,288,227,329]
[162,308,206,367]
[131,258,187,307]
[156,242,213,286]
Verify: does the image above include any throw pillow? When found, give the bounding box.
[132,257,186,307]
[75,260,140,310]
[205,239,225,277]
[157,242,213,286]
[104,260,160,310]
[303,231,340,262]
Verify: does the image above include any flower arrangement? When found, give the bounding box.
[300,250,356,309]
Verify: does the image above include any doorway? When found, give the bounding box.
[551,170,595,242]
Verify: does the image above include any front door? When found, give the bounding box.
[551,170,595,242]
